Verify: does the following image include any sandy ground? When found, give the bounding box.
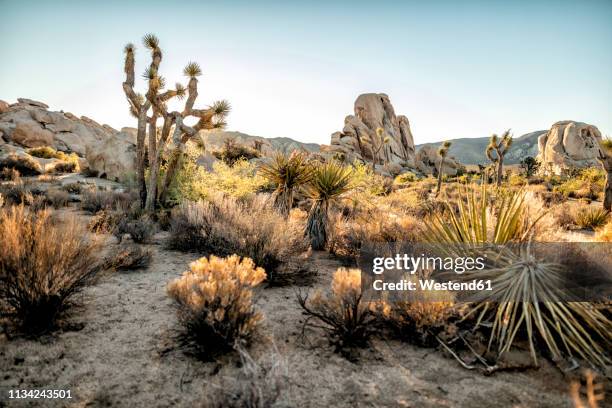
[0,213,591,408]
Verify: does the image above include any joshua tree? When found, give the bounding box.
[598,138,612,211]
[435,141,452,197]
[519,156,540,177]
[304,162,352,250]
[486,130,513,186]
[259,151,313,217]
[364,127,389,171]
[122,34,230,211]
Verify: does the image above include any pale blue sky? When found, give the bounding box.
[1,0,610,144]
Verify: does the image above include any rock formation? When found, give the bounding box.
[322,93,417,174]
[537,121,603,175]
[322,93,466,177]
[0,98,135,181]
[415,145,463,176]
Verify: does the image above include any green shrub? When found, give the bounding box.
[27,146,60,159]
[574,207,609,230]
[213,138,261,166]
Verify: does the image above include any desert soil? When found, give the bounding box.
[0,211,580,408]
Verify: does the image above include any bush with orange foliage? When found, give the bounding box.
[0,206,104,333]
[297,268,375,352]
[167,255,266,355]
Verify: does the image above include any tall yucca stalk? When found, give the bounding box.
[304,162,352,250]
[259,152,313,217]
[424,185,611,367]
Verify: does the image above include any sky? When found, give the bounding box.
[1,0,611,145]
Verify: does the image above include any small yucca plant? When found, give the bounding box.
[304,161,352,250]
[167,255,266,355]
[424,186,611,367]
[259,152,313,217]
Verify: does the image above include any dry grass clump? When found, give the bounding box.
[104,244,153,271]
[206,346,288,408]
[0,153,43,176]
[49,160,79,174]
[0,206,104,333]
[61,182,83,194]
[168,195,309,285]
[88,210,122,234]
[27,146,62,159]
[0,181,34,206]
[167,255,266,355]
[573,207,609,230]
[297,268,375,353]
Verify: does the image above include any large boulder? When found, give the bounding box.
[0,98,136,181]
[85,132,136,182]
[537,121,603,175]
[415,145,463,176]
[323,93,417,171]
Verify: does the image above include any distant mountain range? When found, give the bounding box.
[203,129,547,165]
[415,130,547,165]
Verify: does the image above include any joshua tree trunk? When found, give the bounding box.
[435,157,445,197]
[496,156,504,186]
[306,200,328,250]
[136,109,148,207]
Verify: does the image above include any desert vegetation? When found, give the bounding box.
[2,30,611,408]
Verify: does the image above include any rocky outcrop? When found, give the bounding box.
[0,98,135,181]
[415,145,463,176]
[322,93,417,173]
[537,121,603,175]
[197,130,319,156]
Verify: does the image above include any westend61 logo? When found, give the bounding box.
[370,254,492,292]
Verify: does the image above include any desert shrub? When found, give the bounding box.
[49,160,79,174]
[328,209,424,260]
[206,346,287,408]
[0,182,34,206]
[104,244,152,271]
[171,143,268,202]
[44,189,71,209]
[88,210,122,234]
[375,284,455,346]
[0,206,104,333]
[61,182,83,194]
[81,167,100,178]
[297,268,375,353]
[0,153,43,176]
[0,167,20,181]
[508,173,527,186]
[574,207,609,230]
[167,255,266,355]
[0,193,3,208]
[168,196,309,285]
[27,146,61,159]
[554,168,605,201]
[114,215,156,243]
[214,139,261,166]
[80,190,136,213]
[350,161,389,196]
[394,171,418,185]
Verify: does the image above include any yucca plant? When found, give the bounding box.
[304,162,352,250]
[259,152,313,217]
[424,185,611,367]
[574,207,609,230]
